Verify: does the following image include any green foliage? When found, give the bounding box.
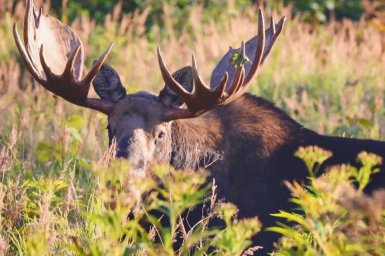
[278,0,364,22]
[51,0,365,26]
[77,162,262,255]
[230,46,250,68]
[214,203,261,254]
[270,146,385,255]
[295,146,332,177]
[49,0,252,33]
[21,0,365,31]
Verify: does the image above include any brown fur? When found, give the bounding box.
[171,110,224,169]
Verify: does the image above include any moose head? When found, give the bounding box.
[14,0,285,174]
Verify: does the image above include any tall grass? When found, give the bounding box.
[1,1,385,255]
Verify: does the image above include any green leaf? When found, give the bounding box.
[230,50,250,68]
[67,115,87,130]
[36,141,53,162]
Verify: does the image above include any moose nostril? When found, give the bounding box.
[116,137,132,158]
[137,160,145,169]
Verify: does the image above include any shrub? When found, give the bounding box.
[271,146,385,255]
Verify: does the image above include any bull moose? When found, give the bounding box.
[13,0,385,253]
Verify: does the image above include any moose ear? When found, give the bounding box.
[159,66,193,107]
[93,62,127,103]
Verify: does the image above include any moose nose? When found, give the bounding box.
[116,135,132,158]
[135,159,145,169]
[133,159,147,176]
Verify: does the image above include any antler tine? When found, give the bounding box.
[190,55,210,97]
[64,44,82,79]
[191,54,207,97]
[271,16,276,34]
[243,9,266,86]
[13,0,115,114]
[261,16,286,64]
[13,24,44,84]
[157,46,192,104]
[83,43,114,85]
[213,72,229,100]
[39,46,56,80]
[226,42,247,97]
[24,0,34,46]
[192,54,230,101]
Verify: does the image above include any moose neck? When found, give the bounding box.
[170,111,224,169]
[170,93,385,179]
[170,94,305,170]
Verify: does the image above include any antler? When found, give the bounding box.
[157,9,286,121]
[13,0,114,114]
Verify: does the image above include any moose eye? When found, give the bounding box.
[158,131,165,139]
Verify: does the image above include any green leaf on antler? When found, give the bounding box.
[230,42,250,68]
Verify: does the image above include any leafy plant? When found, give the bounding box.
[270,146,385,255]
[74,161,262,255]
[278,0,363,23]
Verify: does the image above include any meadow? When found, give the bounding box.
[0,0,385,255]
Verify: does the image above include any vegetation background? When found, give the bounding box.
[0,0,385,255]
